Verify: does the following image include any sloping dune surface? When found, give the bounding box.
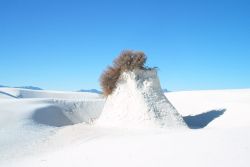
[0,88,250,167]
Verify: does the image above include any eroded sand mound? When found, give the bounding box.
[97,69,187,128]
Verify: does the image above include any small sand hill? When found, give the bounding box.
[97,69,187,128]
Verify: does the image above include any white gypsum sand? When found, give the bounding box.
[97,69,187,128]
[1,88,250,167]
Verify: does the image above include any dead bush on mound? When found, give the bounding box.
[100,66,121,96]
[114,50,147,71]
[100,50,147,96]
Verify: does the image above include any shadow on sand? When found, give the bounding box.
[183,109,226,129]
[32,106,74,127]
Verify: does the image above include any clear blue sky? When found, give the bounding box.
[1,0,249,91]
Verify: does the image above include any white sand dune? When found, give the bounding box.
[0,87,102,99]
[98,69,186,128]
[0,88,250,167]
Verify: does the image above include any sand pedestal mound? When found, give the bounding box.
[97,69,187,128]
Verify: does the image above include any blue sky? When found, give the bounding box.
[0,0,249,91]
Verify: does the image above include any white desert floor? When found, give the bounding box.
[0,88,250,167]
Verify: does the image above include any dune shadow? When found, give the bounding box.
[32,106,74,127]
[183,109,226,129]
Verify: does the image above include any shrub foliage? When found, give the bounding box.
[100,50,147,96]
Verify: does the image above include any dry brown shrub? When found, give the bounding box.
[100,66,121,96]
[131,51,147,70]
[113,50,147,71]
[100,50,147,96]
